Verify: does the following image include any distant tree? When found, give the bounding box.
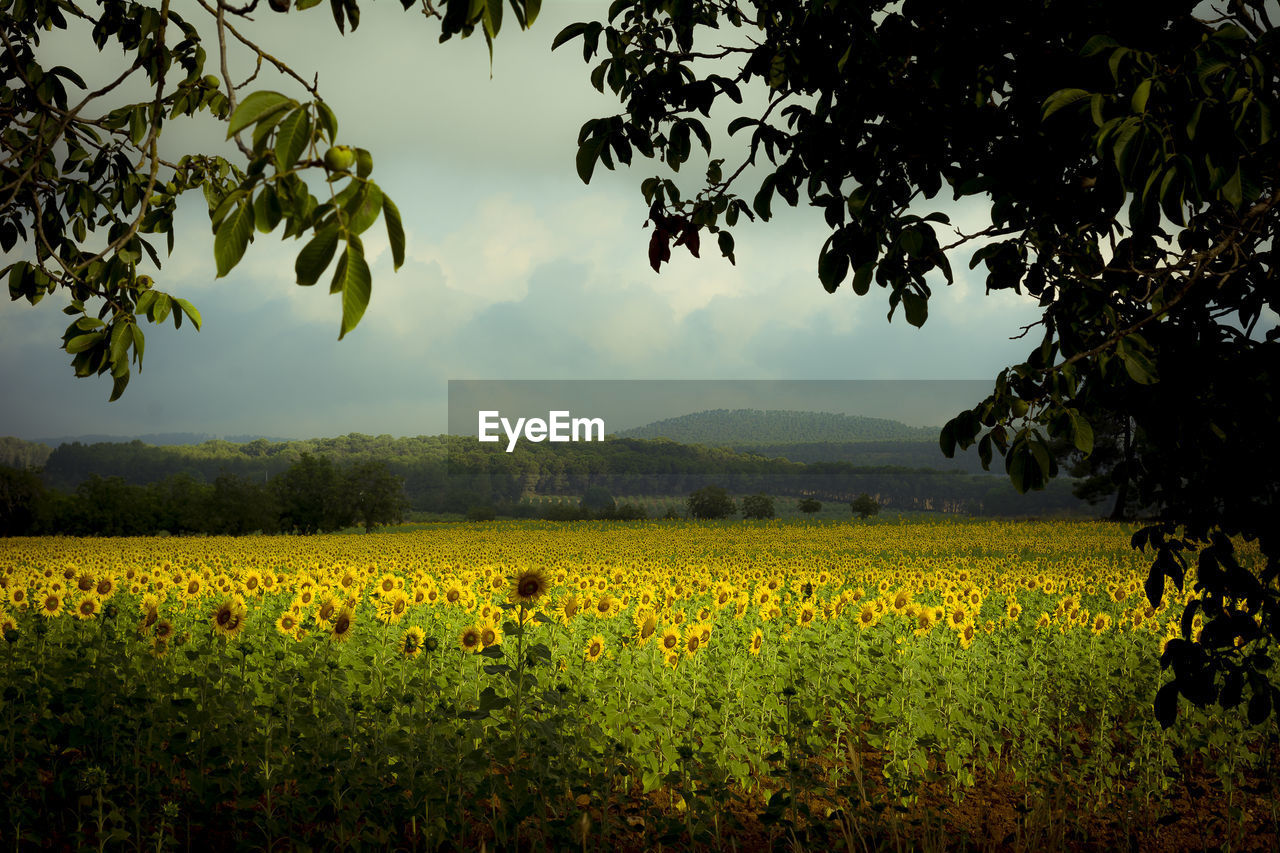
[274,454,351,534]
[662,505,684,520]
[149,472,212,535]
[466,504,497,522]
[580,485,617,516]
[209,474,280,535]
[850,493,881,520]
[345,460,407,532]
[688,485,736,520]
[0,466,48,535]
[613,501,648,521]
[798,497,822,515]
[741,492,775,520]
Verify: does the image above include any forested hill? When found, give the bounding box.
[618,409,939,445]
[3,432,1089,518]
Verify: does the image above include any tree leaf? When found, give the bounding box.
[1042,88,1091,120]
[295,227,340,287]
[214,203,254,278]
[174,298,202,331]
[1068,408,1094,454]
[227,91,293,138]
[274,106,312,172]
[336,239,371,339]
[382,194,405,271]
[901,291,928,328]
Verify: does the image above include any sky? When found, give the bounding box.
[1,1,1052,442]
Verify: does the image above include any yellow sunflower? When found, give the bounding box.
[329,608,356,643]
[401,625,426,657]
[584,634,605,662]
[459,624,483,653]
[749,628,763,656]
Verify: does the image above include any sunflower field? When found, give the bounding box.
[0,519,1276,851]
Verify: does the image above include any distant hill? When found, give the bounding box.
[618,409,939,445]
[32,432,293,447]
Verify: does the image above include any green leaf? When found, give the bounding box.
[1067,408,1094,454]
[295,227,340,287]
[1222,165,1242,208]
[214,204,254,278]
[1042,88,1091,120]
[551,22,590,51]
[345,181,382,235]
[575,135,604,184]
[253,187,283,233]
[901,291,928,328]
[174,299,202,331]
[382,195,405,271]
[335,239,372,339]
[1131,79,1152,114]
[274,106,312,172]
[851,262,873,296]
[109,322,131,366]
[817,237,847,293]
[227,91,293,138]
[65,333,101,354]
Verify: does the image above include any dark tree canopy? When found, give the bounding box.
[687,484,735,520]
[556,0,1278,724]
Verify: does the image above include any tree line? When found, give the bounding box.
[0,454,404,537]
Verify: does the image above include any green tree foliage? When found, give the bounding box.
[556,1,1280,725]
[345,459,407,532]
[740,491,773,519]
[687,484,735,520]
[580,485,617,515]
[797,497,821,515]
[1,0,538,399]
[0,465,48,535]
[850,493,880,520]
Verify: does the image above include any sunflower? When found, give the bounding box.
[377,573,399,595]
[443,582,466,606]
[958,623,977,649]
[401,625,426,657]
[891,589,912,614]
[75,595,101,620]
[7,587,27,609]
[1091,612,1112,636]
[0,611,17,638]
[329,608,356,643]
[511,568,550,605]
[94,577,116,598]
[459,624,483,653]
[315,594,339,626]
[634,610,659,645]
[660,626,681,653]
[478,620,502,648]
[211,598,246,639]
[856,602,878,630]
[75,572,95,593]
[593,594,619,618]
[38,591,62,618]
[749,628,763,656]
[584,634,605,662]
[154,619,174,642]
[275,612,298,636]
[1006,602,1023,621]
[243,571,263,595]
[796,603,817,627]
[684,627,701,657]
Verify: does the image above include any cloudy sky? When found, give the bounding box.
[1,1,1049,441]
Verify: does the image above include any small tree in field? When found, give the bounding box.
[687,485,735,520]
[798,497,822,515]
[850,493,880,520]
[741,492,774,520]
